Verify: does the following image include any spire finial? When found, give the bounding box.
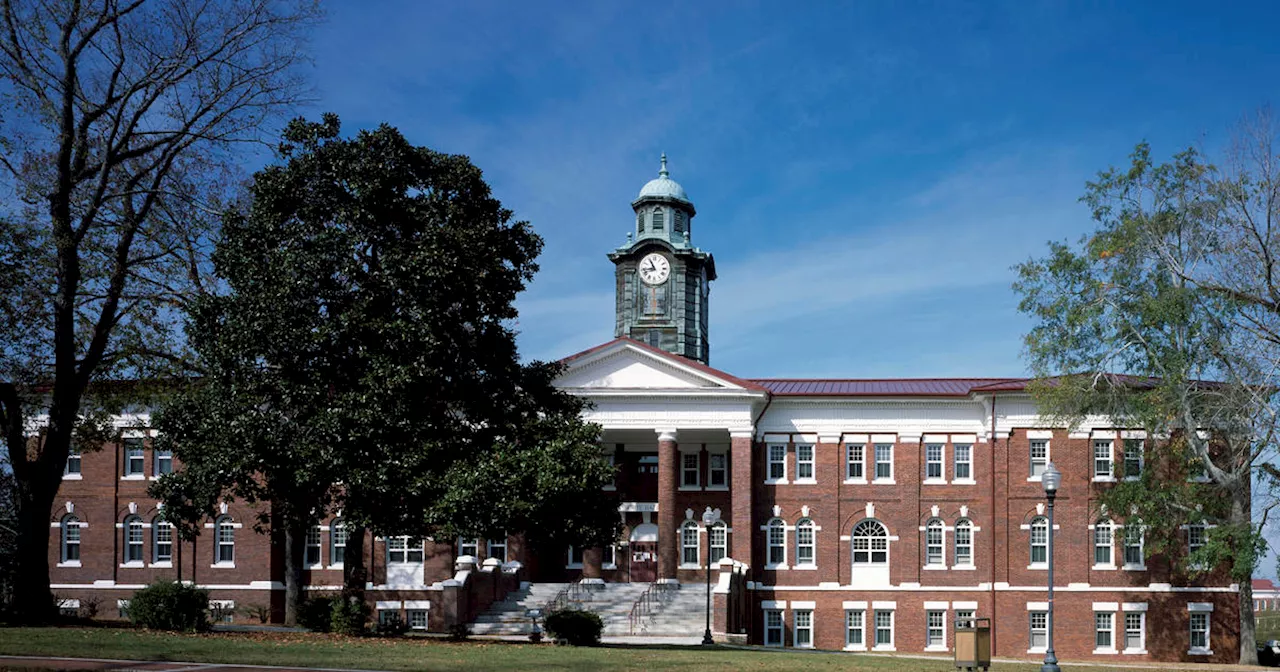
[659,152,669,178]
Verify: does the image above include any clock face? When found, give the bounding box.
[638,253,670,285]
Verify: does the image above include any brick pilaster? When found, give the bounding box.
[729,431,754,571]
[657,429,679,581]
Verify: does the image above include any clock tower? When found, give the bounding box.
[608,154,715,363]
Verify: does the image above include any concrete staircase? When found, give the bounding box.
[469,582,710,637]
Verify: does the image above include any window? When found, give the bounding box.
[1188,522,1206,556]
[407,609,428,630]
[766,519,786,566]
[124,438,144,476]
[153,519,173,563]
[123,515,143,564]
[1124,439,1143,478]
[652,208,664,231]
[681,521,700,566]
[925,444,943,481]
[765,609,783,646]
[852,519,888,564]
[215,517,235,564]
[846,609,865,648]
[925,519,944,566]
[846,443,864,480]
[65,449,81,476]
[954,443,972,481]
[1124,612,1145,652]
[388,536,422,563]
[767,445,786,481]
[1190,612,1210,652]
[61,515,81,563]
[1030,516,1048,566]
[794,609,813,647]
[674,210,685,234]
[709,453,727,487]
[1094,439,1114,479]
[604,453,616,489]
[636,212,645,233]
[926,610,945,649]
[154,449,173,476]
[459,538,479,557]
[1029,611,1048,651]
[488,537,507,563]
[1029,439,1048,477]
[1095,612,1114,651]
[331,520,347,565]
[874,443,893,480]
[709,522,727,565]
[1094,519,1114,566]
[955,518,973,566]
[874,610,894,648]
[646,329,661,347]
[566,545,584,567]
[795,444,814,480]
[796,518,815,567]
[955,609,975,629]
[602,544,615,567]
[682,452,699,487]
[378,609,399,626]
[1124,525,1144,567]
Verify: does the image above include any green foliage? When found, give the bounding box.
[375,613,409,638]
[297,597,334,633]
[544,609,603,647]
[446,623,471,641]
[127,581,211,633]
[330,597,368,636]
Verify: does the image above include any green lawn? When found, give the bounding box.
[0,627,1175,672]
[1259,612,1280,643]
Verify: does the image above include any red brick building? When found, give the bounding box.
[46,157,1240,663]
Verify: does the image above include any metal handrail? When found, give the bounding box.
[627,582,674,635]
[543,579,590,615]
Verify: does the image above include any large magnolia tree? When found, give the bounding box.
[0,0,318,622]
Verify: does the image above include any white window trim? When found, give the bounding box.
[1122,606,1147,654]
[1122,524,1146,571]
[1092,520,1117,570]
[1188,602,1213,654]
[793,607,815,648]
[1028,609,1048,654]
[923,442,946,485]
[1123,438,1144,481]
[922,520,946,570]
[924,608,947,652]
[1028,438,1050,481]
[566,545,584,569]
[845,442,866,483]
[844,608,867,651]
[1093,438,1116,482]
[871,607,896,652]
[679,449,701,491]
[679,521,701,569]
[795,519,818,569]
[765,444,789,485]
[1093,609,1118,654]
[764,519,788,570]
[763,608,785,648]
[953,519,976,569]
[793,444,817,484]
[706,450,729,491]
[953,443,974,484]
[872,443,894,484]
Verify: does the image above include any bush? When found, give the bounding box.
[544,609,602,647]
[330,597,368,636]
[374,613,408,637]
[446,623,470,641]
[127,581,210,632]
[297,597,334,632]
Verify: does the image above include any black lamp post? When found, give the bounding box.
[701,506,721,646]
[1041,462,1062,672]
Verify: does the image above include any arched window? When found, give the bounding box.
[924,518,944,566]
[681,521,700,566]
[652,207,664,231]
[766,518,786,566]
[674,210,685,234]
[1030,516,1048,566]
[305,525,322,566]
[709,521,727,565]
[331,519,347,566]
[852,519,888,565]
[954,518,973,566]
[637,211,645,234]
[153,518,173,563]
[61,515,81,563]
[1094,519,1114,566]
[796,518,816,567]
[123,515,144,563]
[215,516,235,565]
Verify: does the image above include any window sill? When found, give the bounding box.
[922,564,948,571]
[211,562,236,569]
[1027,476,1043,482]
[792,564,817,571]
[1122,649,1148,655]
[922,478,947,486]
[565,563,583,570]
[1188,648,1213,656]
[872,645,896,652]
[794,643,814,649]
[307,564,324,571]
[329,563,344,570]
[150,562,173,568]
[763,479,789,486]
[1092,564,1117,571]
[872,479,896,485]
[924,645,948,652]
[119,562,145,568]
[56,561,81,568]
[1093,648,1118,655]
[1123,564,1147,571]
[1028,564,1048,570]
[121,475,146,481]
[764,563,789,571]
[1124,476,1141,482]
[952,563,977,571]
[602,563,617,571]
[1028,647,1047,654]
[951,478,977,485]
[843,478,868,485]
[843,645,868,652]
[63,474,83,481]
[679,563,703,570]
[677,486,702,492]
[792,478,817,485]
[705,485,729,491]
[1093,476,1116,483]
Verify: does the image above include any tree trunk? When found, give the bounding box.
[1241,578,1258,665]
[12,483,56,624]
[342,527,367,601]
[1232,493,1258,665]
[282,516,306,627]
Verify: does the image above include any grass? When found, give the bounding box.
[0,626,1184,672]
[1258,612,1280,643]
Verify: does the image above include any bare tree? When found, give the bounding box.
[0,0,318,622]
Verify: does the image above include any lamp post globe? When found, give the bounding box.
[1040,462,1061,672]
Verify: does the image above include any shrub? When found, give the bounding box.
[446,623,470,641]
[297,597,334,632]
[241,603,270,624]
[127,581,210,632]
[544,609,602,647]
[374,613,408,637]
[330,597,368,636]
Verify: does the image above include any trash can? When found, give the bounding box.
[954,616,991,671]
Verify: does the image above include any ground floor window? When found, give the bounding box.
[926,610,945,649]
[567,545,584,568]
[378,610,400,626]
[1094,612,1114,651]
[955,609,975,629]
[1124,612,1145,652]
[488,537,507,563]
[794,610,813,648]
[764,610,783,647]
[1029,611,1047,651]
[874,610,894,649]
[407,609,428,630]
[1190,612,1210,653]
[845,610,864,648]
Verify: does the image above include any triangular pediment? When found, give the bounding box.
[556,339,749,391]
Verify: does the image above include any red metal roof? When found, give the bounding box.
[1254,578,1276,591]
[749,378,1028,397]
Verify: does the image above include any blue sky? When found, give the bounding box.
[309,1,1280,379]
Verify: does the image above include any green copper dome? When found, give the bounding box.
[636,153,689,202]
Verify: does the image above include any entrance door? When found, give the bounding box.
[629,522,659,583]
